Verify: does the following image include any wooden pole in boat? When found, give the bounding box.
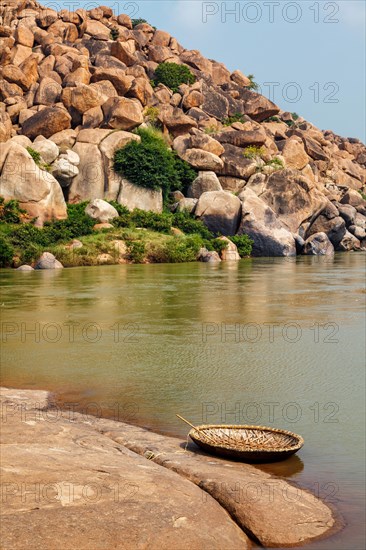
[176,414,217,445]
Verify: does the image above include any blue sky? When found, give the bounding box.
[57,1,365,141]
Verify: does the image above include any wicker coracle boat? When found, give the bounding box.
[177,415,304,463]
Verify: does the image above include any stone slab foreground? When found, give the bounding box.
[0,388,249,550]
[0,388,340,548]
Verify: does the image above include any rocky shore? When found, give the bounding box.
[1,1,366,260]
[1,387,340,549]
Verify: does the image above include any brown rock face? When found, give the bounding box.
[183,149,224,171]
[111,40,137,66]
[195,191,242,235]
[21,107,71,140]
[187,171,222,198]
[306,215,346,248]
[202,85,229,120]
[68,142,105,202]
[34,77,62,105]
[217,143,257,179]
[303,232,334,255]
[102,97,143,130]
[241,90,280,122]
[2,64,31,91]
[158,106,197,136]
[214,129,267,148]
[261,169,328,233]
[281,137,310,170]
[0,142,67,225]
[238,189,296,257]
[91,68,134,96]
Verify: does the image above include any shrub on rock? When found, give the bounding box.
[154,62,195,92]
[113,127,196,201]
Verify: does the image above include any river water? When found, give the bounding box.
[1,254,365,549]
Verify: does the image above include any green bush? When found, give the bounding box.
[11,203,94,248]
[164,234,203,263]
[210,238,228,254]
[113,128,195,202]
[230,235,253,257]
[0,198,27,224]
[173,154,197,195]
[125,240,146,263]
[131,18,148,27]
[247,74,259,91]
[26,147,51,172]
[265,116,281,123]
[131,209,173,233]
[243,146,265,159]
[11,224,48,248]
[0,236,14,267]
[222,113,245,126]
[265,157,285,170]
[21,243,42,264]
[144,106,159,123]
[172,211,212,239]
[154,62,195,93]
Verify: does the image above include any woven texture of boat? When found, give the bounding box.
[188,424,304,463]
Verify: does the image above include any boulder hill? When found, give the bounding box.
[0,0,365,256]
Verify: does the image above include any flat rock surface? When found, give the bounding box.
[96,420,338,547]
[1,388,339,548]
[0,388,249,550]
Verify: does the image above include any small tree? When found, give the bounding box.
[154,63,195,93]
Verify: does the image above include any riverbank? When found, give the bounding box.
[0,199,252,268]
[1,386,341,549]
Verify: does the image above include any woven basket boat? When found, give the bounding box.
[177,416,304,462]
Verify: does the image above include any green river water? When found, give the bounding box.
[1,253,365,549]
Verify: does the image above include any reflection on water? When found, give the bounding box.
[1,253,365,549]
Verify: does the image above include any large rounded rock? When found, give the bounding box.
[85,199,119,222]
[117,179,163,213]
[183,149,224,171]
[32,137,59,164]
[337,230,361,251]
[241,90,280,122]
[217,143,257,179]
[102,97,143,130]
[303,233,334,255]
[281,138,310,170]
[261,169,328,233]
[90,68,133,96]
[187,172,222,198]
[176,197,198,214]
[190,132,224,156]
[306,215,346,248]
[51,158,79,186]
[195,191,242,235]
[214,129,267,148]
[238,188,296,257]
[99,130,141,200]
[337,203,357,226]
[68,142,105,202]
[21,107,71,140]
[0,142,67,225]
[218,236,241,260]
[35,252,64,269]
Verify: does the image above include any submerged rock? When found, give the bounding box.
[35,252,64,269]
[303,232,334,255]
